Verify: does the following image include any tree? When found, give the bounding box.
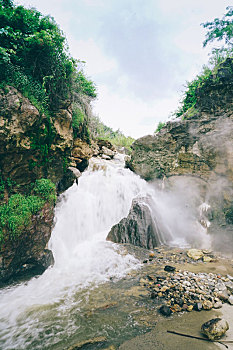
[202,6,233,48]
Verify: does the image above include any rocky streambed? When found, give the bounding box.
[57,245,233,350]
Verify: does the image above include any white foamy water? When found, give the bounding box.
[0,156,211,349]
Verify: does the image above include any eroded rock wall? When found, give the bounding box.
[128,59,233,244]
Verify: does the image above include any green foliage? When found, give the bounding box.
[155,121,165,133]
[33,178,56,203]
[175,8,233,119]
[0,175,16,200]
[0,178,56,244]
[175,65,213,118]
[2,63,49,114]
[73,70,97,98]
[202,6,233,48]
[89,115,134,148]
[72,106,90,143]
[29,114,56,170]
[0,0,76,108]
[0,176,4,200]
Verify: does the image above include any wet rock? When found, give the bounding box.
[170,304,182,313]
[194,302,203,311]
[203,256,213,263]
[227,274,233,281]
[159,305,172,316]
[187,249,204,261]
[187,305,193,312]
[201,318,229,340]
[107,196,166,249]
[164,265,176,272]
[57,167,81,193]
[202,300,213,310]
[101,146,115,158]
[217,290,229,302]
[213,301,223,309]
[102,154,111,160]
[67,336,107,350]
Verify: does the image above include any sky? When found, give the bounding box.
[18,0,230,138]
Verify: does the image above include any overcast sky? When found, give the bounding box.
[18,0,230,138]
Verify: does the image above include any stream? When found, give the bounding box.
[0,155,210,349]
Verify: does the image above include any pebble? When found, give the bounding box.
[159,305,172,316]
[143,266,233,316]
[203,300,213,310]
[213,301,223,309]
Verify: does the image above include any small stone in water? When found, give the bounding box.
[159,305,172,316]
[164,265,176,272]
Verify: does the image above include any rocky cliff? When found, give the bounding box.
[126,58,233,251]
[0,86,96,282]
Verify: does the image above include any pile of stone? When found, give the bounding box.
[140,267,233,316]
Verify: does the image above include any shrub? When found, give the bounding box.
[33,178,56,203]
[0,178,56,244]
[0,0,75,108]
[155,121,165,133]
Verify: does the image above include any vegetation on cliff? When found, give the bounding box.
[89,115,134,148]
[176,6,233,118]
[0,0,97,155]
[0,179,56,245]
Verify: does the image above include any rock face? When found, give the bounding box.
[0,86,74,191]
[0,201,54,282]
[107,196,168,249]
[201,318,229,340]
[128,59,233,244]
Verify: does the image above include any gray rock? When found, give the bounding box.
[217,290,229,302]
[107,196,171,249]
[228,295,233,305]
[213,301,223,309]
[201,318,229,340]
[101,146,115,158]
[159,305,172,316]
[101,154,111,160]
[187,249,204,261]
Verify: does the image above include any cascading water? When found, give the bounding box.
[0,155,210,349]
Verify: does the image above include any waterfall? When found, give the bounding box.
[0,156,210,349]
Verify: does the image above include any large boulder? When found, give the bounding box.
[201,318,229,340]
[107,196,170,249]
